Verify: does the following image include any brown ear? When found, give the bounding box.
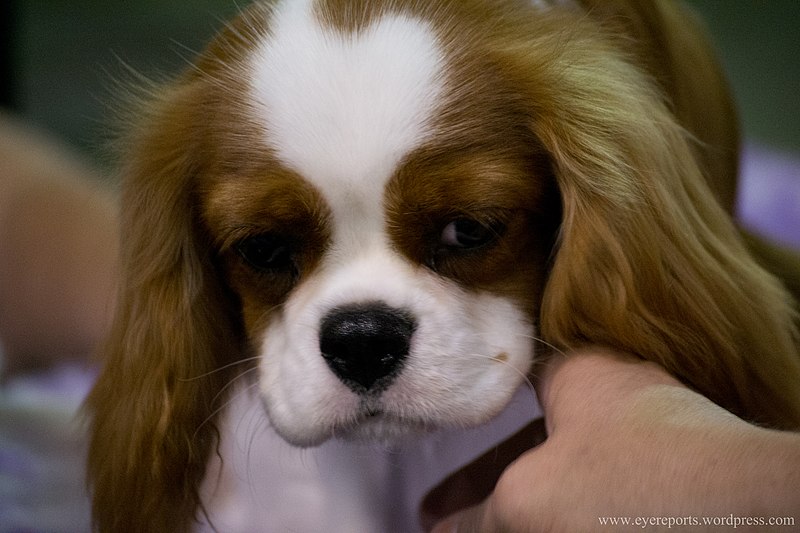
[581,0,800,309]
[576,0,740,213]
[513,12,800,428]
[85,79,243,532]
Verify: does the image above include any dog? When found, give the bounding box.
[87,0,800,531]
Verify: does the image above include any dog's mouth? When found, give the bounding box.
[334,401,435,443]
[364,407,382,418]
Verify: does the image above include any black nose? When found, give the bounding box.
[319,303,416,393]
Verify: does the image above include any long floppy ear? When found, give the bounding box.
[85,78,244,532]
[575,0,740,213]
[586,0,800,307]
[515,11,800,428]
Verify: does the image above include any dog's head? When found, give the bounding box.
[87,0,800,531]
[205,1,565,446]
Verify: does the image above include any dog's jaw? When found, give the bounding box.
[238,0,536,446]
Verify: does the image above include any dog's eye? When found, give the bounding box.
[440,218,502,250]
[236,234,295,273]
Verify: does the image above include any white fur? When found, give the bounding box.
[250,0,444,258]
[247,0,535,446]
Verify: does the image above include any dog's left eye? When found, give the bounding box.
[236,234,295,274]
[440,218,502,250]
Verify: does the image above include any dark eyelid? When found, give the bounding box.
[235,232,296,274]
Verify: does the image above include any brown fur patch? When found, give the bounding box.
[201,162,332,333]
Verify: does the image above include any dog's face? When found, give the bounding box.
[200,0,558,445]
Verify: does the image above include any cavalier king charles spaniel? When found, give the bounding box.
[87,0,800,531]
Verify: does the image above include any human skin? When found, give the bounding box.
[0,115,117,377]
[425,349,800,532]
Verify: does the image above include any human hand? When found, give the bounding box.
[422,348,800,532]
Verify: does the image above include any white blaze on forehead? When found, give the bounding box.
[249,0,445,252]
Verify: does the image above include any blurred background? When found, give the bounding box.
[1,0,798,164]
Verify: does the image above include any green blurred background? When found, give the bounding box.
[2,0,799,165]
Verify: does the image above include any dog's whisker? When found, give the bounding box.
[211,366,261,411]
[179,355,262,382]
[237,388,274,499]
[192,366,261,439]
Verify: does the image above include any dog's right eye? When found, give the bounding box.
[236,234,295,274]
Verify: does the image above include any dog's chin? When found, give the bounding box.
[263,371,534,447]
[335,411,435,446]
[269,404,437,448]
